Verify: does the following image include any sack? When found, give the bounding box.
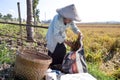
[46,69,57,80]
[45,69,97,80]
[46,68,64,80]
[62,37,87,73]
[60,73,97,80]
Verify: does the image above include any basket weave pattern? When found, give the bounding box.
[14,49,52,80]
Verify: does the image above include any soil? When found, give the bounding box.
[100,52,120,76]
[0,37,48,80]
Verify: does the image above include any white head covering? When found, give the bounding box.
[56,4,81,21]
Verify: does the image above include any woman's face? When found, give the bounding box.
[63,18,72,24]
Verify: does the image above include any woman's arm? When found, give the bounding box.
[70,22,83,37]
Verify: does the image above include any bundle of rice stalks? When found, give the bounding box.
[70,37,81,51]
[66,28,81,51]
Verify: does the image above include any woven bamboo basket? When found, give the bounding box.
[14,49,52,80]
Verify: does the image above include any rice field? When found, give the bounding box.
[0,23,120,80]
[67,23,120,80]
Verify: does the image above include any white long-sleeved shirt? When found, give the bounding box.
[46,14,81,53]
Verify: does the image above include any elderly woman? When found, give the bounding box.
[46,4,83,68]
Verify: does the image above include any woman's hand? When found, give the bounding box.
[78,32,83,40]
[64,40,72,47]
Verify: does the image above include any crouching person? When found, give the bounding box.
[46,4,83,70]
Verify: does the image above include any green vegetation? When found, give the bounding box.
[88,63,115,80]
[112,68,120,79]
[82,27,120,79]
[0,42,15,64]
[0,23,120,80]
[67,27,120,79]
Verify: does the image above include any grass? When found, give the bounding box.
[0,23,47,63]
[0,23,120,79]
[0,42,15,64]
[67,26,120,79]
[88,63,115,80]
[81,27,120,79]
[80,27,120,60]
[112,68,120,79]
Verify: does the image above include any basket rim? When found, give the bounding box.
[16,49,52,63]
